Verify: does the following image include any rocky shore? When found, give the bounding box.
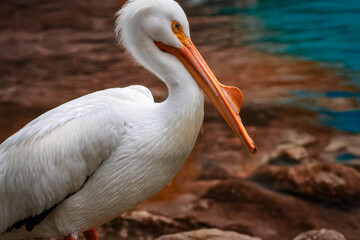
[1,0,359,239]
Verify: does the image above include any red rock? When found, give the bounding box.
[100,210,212,239]
[345,160,360,172]
[268,144,310,165]
[325,136,360,156]
[281,130,316,147]
[253,162,360,204]
[199,179,360,240]
[293,229,346,240]
[282,145,309,161]
[156,228,261,240]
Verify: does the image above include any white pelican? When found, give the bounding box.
[0,0,256,239]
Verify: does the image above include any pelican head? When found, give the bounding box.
[115,0,257,153]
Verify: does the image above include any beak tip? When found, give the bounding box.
[250,145,257,154]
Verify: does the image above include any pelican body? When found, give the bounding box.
[0,0,256,239]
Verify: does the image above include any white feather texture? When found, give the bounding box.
[0,0,205,239]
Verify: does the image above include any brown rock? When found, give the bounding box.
[102,210,213,239]
[198,162,233,180]
[201,179,360,240]
[345,160,360,172]
[324,137,347,152]
[120,210,210,232]
[281,130,316,147]
[325,136,360,156]
[122,210,183,230]
[268,144,310,165]
[156,228,261,240]
[264,131,316,166]
[253,162,360,204]
[283,145,309,161]
[293,229,346,240]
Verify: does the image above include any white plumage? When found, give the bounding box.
[0,0,255,239]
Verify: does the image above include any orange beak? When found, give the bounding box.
[155,37,257,154]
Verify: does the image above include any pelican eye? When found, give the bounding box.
[171,21,186,44]
[171,21,181,33]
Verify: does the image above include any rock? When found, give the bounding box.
[252,162,360,204]
[103,210,211,239]
[268,144,310,165]
[201,179,360,240]
[282,130,316,147]
[319,97,356,112]
[204,179,259,203]
[347,146,360,157]
[156,228,261,240]
[121,210,182,230]
[264,131,315,166]
[293,229,346,240]
[345,160,360,172]
[283,145,309,160]
[325,136,360,156]
[324,137,347,152]
[198,162,233,180]
[120,210,210,231]
[103,211,180,239]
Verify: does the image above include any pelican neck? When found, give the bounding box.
[161,73,203,111]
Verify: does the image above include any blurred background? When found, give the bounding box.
[0,0,359,239]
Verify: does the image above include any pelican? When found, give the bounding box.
[0,0,256,239]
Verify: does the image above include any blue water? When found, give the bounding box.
[289,90,360,133]
[336,153,359,162]
[190,0,360,133]
[244,1,360,72]
[212,0,360,73]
